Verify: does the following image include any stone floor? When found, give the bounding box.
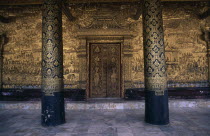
[0,108,210,136]
[1,99,210,110]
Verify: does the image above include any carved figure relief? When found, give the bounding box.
[94,67,100,87]
[111,67,117,91]
[71,3,138,31]
[63,53,79,88]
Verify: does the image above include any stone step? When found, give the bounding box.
[0,99,210,110]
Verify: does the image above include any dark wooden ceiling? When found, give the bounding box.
[0,0,208,5]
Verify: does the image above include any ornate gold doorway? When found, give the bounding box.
[90,43,121,98]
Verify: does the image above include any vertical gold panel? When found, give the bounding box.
[90,44,106,97]
[106,44,121,97]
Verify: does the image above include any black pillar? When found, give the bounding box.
[41,0,65,126]
[142,0,169,125]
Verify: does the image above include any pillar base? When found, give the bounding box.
[145,90,169,125]
[41,92,65,126]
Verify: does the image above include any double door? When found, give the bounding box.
[90,43,121,98]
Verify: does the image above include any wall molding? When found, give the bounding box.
[0,87,209,101]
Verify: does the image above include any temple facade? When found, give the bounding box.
[0,1,209,90]
[0,0,210,126]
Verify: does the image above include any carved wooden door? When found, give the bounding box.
[90,43,121,98]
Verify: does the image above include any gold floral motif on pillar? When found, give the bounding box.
[42,0,63,96]
[143,0,167,95]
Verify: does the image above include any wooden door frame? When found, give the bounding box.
[86,37,124,99]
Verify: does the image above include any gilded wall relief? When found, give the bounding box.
[63,12,81,88]
[131,51,144,88]
[63,52,79,88]
[71,3,138,30]
[77,39,87,89]
[0,2,209,90]
[163,2,209,87]
[0,6,42,88]
[129,2,209,88]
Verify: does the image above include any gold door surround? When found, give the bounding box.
[90,43,121,98]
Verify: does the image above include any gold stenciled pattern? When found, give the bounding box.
[163,2,208,86]
[42,0,63,96]
[0,2,209,89]
[143,0,167,95]
[0,6,42,87]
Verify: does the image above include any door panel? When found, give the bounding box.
[90,43,121,98]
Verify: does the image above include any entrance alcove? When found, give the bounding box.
[72,3,139,99]
[76,35,136,99]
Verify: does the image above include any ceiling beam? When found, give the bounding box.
[0,0,209,5]
[62,1,75,21]
[0,0,42,5]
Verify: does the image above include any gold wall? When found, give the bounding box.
[0,2,209,89]
[0,6,42,88]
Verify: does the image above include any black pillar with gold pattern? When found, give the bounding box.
[0,36,3,91]
[142,0,169,125]
[204,30,210,86]
[0,34,6,92]
[41,0,65,126]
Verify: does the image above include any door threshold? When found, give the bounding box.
[87,98,124,103]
